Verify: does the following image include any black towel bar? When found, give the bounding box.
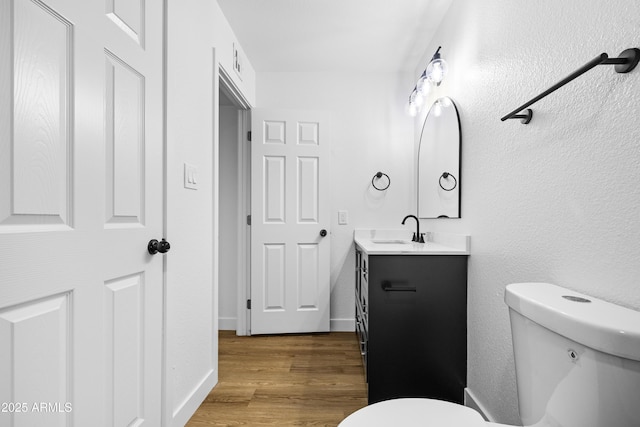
[501,48,639,124]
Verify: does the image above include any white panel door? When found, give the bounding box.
[0,0,163,426]
[250,109,330,334]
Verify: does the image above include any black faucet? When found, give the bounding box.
[401,214,424,243]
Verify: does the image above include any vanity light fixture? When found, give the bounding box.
[406,46,449,116]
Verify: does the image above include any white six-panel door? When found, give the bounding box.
[0,0,163,426]
[250,109,330,335]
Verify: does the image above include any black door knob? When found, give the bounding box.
[158,238,171,253]
[148,238,171,255]
[319,229,327,237]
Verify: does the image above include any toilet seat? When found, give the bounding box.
[338,398,488,427]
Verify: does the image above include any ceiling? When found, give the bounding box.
[216,0,452,73]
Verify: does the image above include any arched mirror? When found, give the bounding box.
[417,97,461,218]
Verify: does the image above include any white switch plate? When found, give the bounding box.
[338,210,348,225]
[184,163,198,190]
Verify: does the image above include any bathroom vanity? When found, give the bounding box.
[354,230,469,404]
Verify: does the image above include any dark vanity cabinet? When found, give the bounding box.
[355,248,468,404]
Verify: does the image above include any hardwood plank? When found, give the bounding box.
[187,331,368,426]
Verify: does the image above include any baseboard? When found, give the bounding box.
[464,387,495,422]
[170,369,217,426]
[218,317,237,331]
[219,317,354,333]
[330,318,355,332]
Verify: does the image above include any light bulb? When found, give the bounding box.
[433,100,443,117]
[439,97,452,107]
[405,101,419,117]
[412,90,424,107]
[416,74,430,96]
[426,58,448,85]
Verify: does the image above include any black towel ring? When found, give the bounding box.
[372,172,390,191]
[439,172,457,191]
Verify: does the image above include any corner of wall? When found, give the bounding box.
[464,388,498,422]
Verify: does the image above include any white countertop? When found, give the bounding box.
[354,229,470,255]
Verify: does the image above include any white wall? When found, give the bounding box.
[256,71,415,329]
[219,105,239,329]
[165,0,254,423]
[257,1,640,423]
[411,0,640,423]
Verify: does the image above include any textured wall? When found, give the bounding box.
[254,1,640,422]
[412,0,640,423]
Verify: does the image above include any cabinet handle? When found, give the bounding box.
[381,281,416,292]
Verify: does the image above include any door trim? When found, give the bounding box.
[218,68,251,336]
[161,1,168,425]
[236,109,251,336]
[219,66,251,110]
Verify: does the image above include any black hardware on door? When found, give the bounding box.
[320,229,327,237]
[148,238,171,255]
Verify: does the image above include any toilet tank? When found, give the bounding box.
[505,283,640,427]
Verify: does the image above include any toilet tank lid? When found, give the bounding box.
[505,282,640,362]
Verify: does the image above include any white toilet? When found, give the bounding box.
[339,282,640,427]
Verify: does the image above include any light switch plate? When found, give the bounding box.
[338,210,348,225]
[184,163,198,190]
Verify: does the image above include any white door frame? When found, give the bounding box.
[218,67,252,336]
[237,109,252,336]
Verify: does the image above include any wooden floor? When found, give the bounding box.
[186,331,368,426]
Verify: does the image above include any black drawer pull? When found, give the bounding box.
[381,281,416,292]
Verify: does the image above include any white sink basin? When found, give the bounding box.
[370,239,411,244]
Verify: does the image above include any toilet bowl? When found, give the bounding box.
[338,398,509,427]
[339,283,640,427]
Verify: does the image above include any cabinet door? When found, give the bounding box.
[360,253,369,317]
[355,249,368,379]
[367,255,467,404]
[355,250,362,308]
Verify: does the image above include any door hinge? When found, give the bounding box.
[246,214,251,226]
[247,131,252,141]
[246,299,251,310]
